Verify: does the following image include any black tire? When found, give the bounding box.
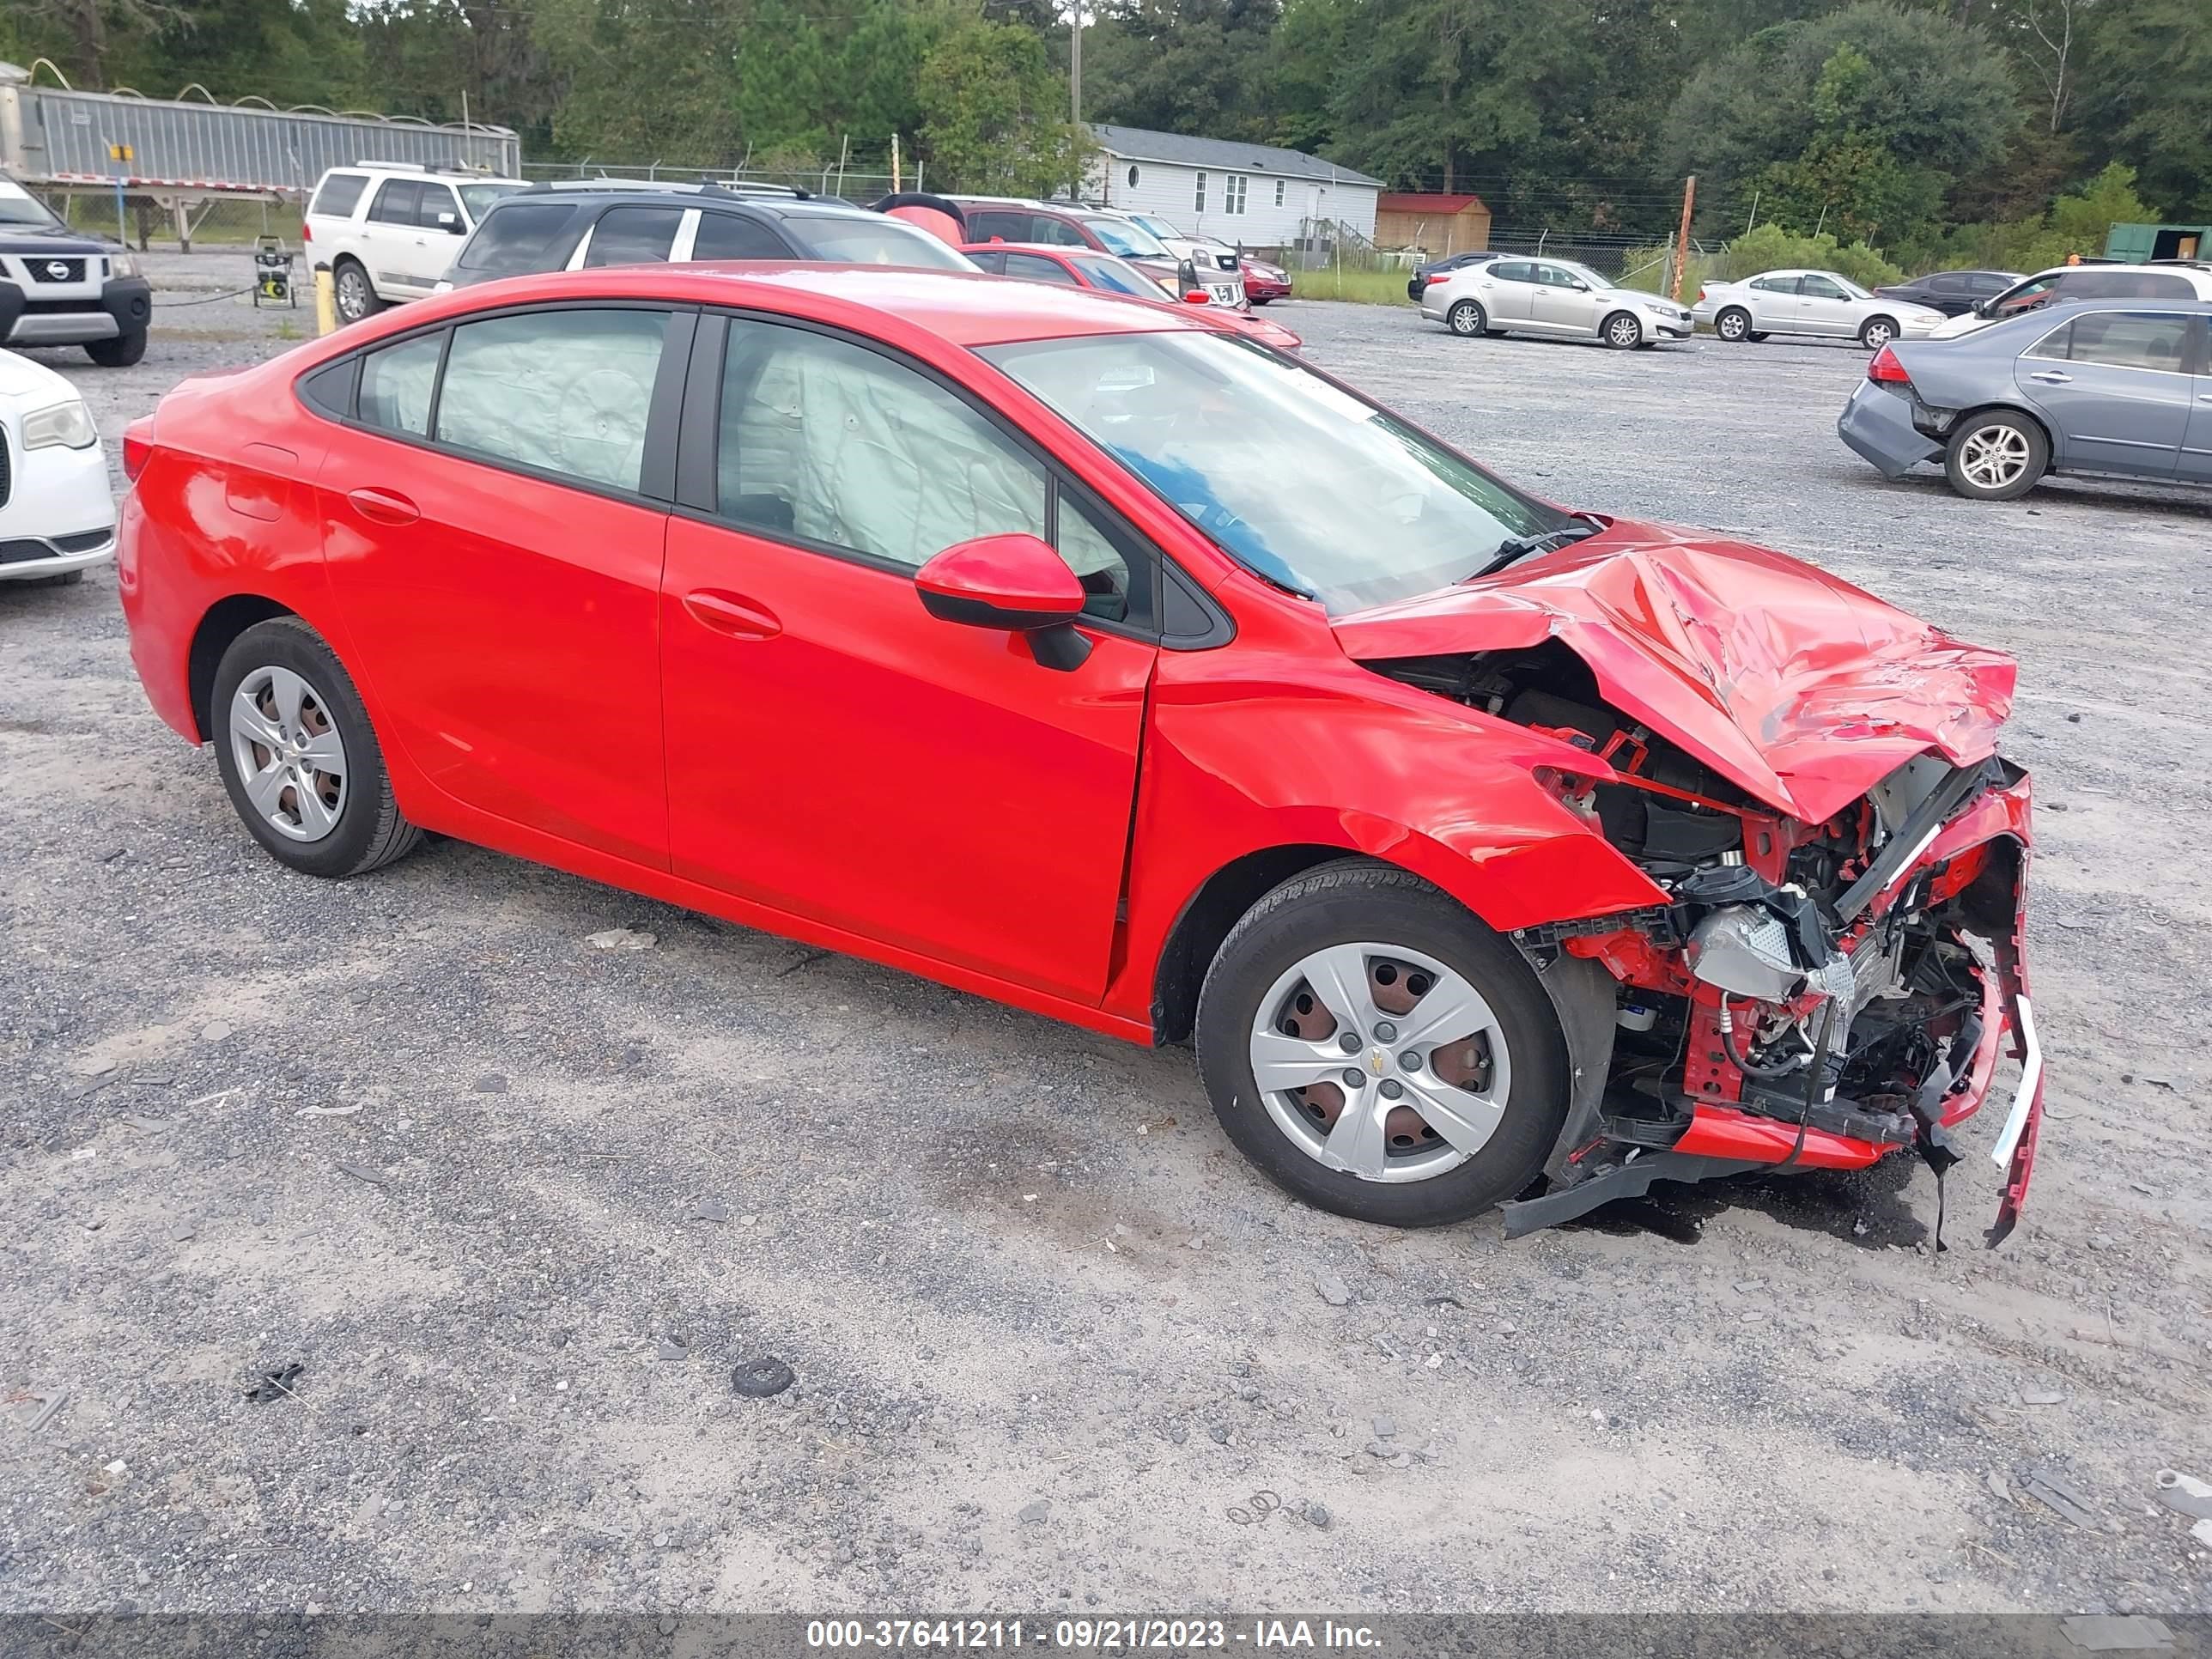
[332,258,382,325]
[1714,307,1753,343]
[15,568,86,587]
[1942,410,2049,501]
[84,330,148,368]
[210,617,423,878]
[1600,310,1642,349]
[1859,314,1900,349]
[1194,860,1569,1229]
[1445,299,1488,338]
[1746,331,1770,342]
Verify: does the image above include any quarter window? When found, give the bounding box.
[358,332,443,435]
[582,206,684,267]
[689,212,791,260]
[711,319,1140,622]
[453,202,580,275]
[310,173,368,218]
[1750,275,1800,295]
[434,308,672,491]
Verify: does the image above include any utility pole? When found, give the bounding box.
[1071,2,1083,130]
[891,133,902,193]
[1670,173,1696,301]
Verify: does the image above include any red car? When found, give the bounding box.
[961,241,1302,351]
[1240,257,1292,304]
[116,264,2043,1239]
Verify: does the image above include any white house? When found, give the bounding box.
[1083,123,1382,248]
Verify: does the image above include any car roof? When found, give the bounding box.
[319,164,523,185]
[347,263,1235,349]
[1980,294,2212,316]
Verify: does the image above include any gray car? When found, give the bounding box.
[1836,296,2212,500]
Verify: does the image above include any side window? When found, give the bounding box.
[2023,320,2072,362]
[1030,216,1088,247]
[1996,277,2055,313]
[963,250,1006,274]
[358,332,444,435]
[1750,275,1799,295]
[434,308,671,490]
[582,206,684,267]
[1965,273,2008,295]
[1535,264,1580,288]
[311,173,368,218]
[2065,312,2190,373]
[1054,493,1136,623]
[368,179,420,226]
[453,203,579,274]
[417,184,463,232]
[1489,261,1534,284]
[689,212,792,260]
[969,211,1024,243]
[1800,275,1848,300]
[1005,252,1080,285]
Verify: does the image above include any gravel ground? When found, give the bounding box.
[3,252,2210,1619]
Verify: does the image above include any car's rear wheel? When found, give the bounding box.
[1860,315,1900,349]
[211,617,422,878]
[1714,306,1753,342]
[1446,299,1488,338]
[1194,860,1568,1228]
[1943,410,2048,501]
[84,330,148,368]
[332,259,381,325]
[1601,311,1642,349]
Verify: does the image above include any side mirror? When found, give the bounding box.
[916,532,1087,639]
[1182,288,1210,305]
[439,212,464,234]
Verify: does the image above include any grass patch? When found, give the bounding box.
[1290,266,1413,306]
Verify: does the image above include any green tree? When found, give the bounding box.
[916,8,1085,195]
[2072,0,2212,217]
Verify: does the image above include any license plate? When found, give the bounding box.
[1205,284,1238,304]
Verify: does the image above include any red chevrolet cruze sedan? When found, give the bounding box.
[116,264,2044,1239]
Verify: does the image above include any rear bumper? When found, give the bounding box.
[1838,380,1943,477]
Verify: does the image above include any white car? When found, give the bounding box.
[1927,260,2212,340]
[1692,269,1946,349]
[1423,256,1694,349]
[303,163,528,325]
[0,348,114,586]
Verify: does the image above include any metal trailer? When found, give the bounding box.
[0,69,519,243]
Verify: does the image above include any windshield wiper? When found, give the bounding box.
[1477,518,1601,577]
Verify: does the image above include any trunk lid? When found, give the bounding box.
[1331,518,2015,823]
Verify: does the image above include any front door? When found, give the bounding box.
[2019,310,2193,478]
[315,303,687,866]
[659,314,1158,1001]
[1794,273,1857,335]
[1528,262,1603,335]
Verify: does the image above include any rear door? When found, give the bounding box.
[362,179,424,295]
[313,302,690,866]
[2018,310,2192,477]
[1479,260,1536,323]
[410,182,471,285]
[657,313,1158,1000]
[1745,274,1800,331]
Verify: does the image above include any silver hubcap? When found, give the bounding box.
[1452,306,1480,335]
[1960,424,2031,489]
[1608,316,1638,346]
[229,665,348,842]
[1720,313,1746,338]
[1248,943,1512,1184]
[1866,322,1893,347]
[337,270,368,319]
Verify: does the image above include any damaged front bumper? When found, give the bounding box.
[1503,766,2044,1245]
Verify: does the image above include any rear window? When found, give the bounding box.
[786,216,973,270]
[311,173,369,219]
[454,202,581,275]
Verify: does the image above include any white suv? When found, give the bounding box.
[304,164,527,324]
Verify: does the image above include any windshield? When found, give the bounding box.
[791,216,976,270]
[1825,273,1872,300]
[0,179,64,228]
[1085,217,1170,259]
[981,331,1568,614]
[459,182,526,221]
[1130,215,1182,241]
[1070,253,1164,298]
[1553,259,1610,290]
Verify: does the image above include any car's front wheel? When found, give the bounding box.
[1195,860,1568,1228]
[211,617,422,878]
[1714,306,1753,342]
[85,330,148,368]
[1860,315,1900,349]
[1446,299,1488,338]
[1601,311,1642,349]
[1943,410,2048,501]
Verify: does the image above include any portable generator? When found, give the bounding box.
[253,238,296,307]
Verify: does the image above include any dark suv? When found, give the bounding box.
[436,180,978,291]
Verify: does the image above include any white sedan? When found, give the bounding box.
[1692,269,1947,349]
[0,348,115,586]
[1422,257,1694,349]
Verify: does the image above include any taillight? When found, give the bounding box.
[1867,343,1911,385]
[301,221,312,242]
[122,417,155,483]
[1696,284,1707,302]
[1425,272,1449,283]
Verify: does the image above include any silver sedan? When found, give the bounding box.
[1422,257,1693,349]
[1692,269,1948,349]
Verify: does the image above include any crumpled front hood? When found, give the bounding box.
[1332,518,2015,823]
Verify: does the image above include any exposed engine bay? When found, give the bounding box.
[1370,641,2043,1244]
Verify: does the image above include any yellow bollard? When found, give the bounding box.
[313,264,337,337]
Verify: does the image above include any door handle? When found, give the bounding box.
[2028,371,2073,384]
[683,588,781,640]
[346,486,419,526]
[2199,393,2212,404]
